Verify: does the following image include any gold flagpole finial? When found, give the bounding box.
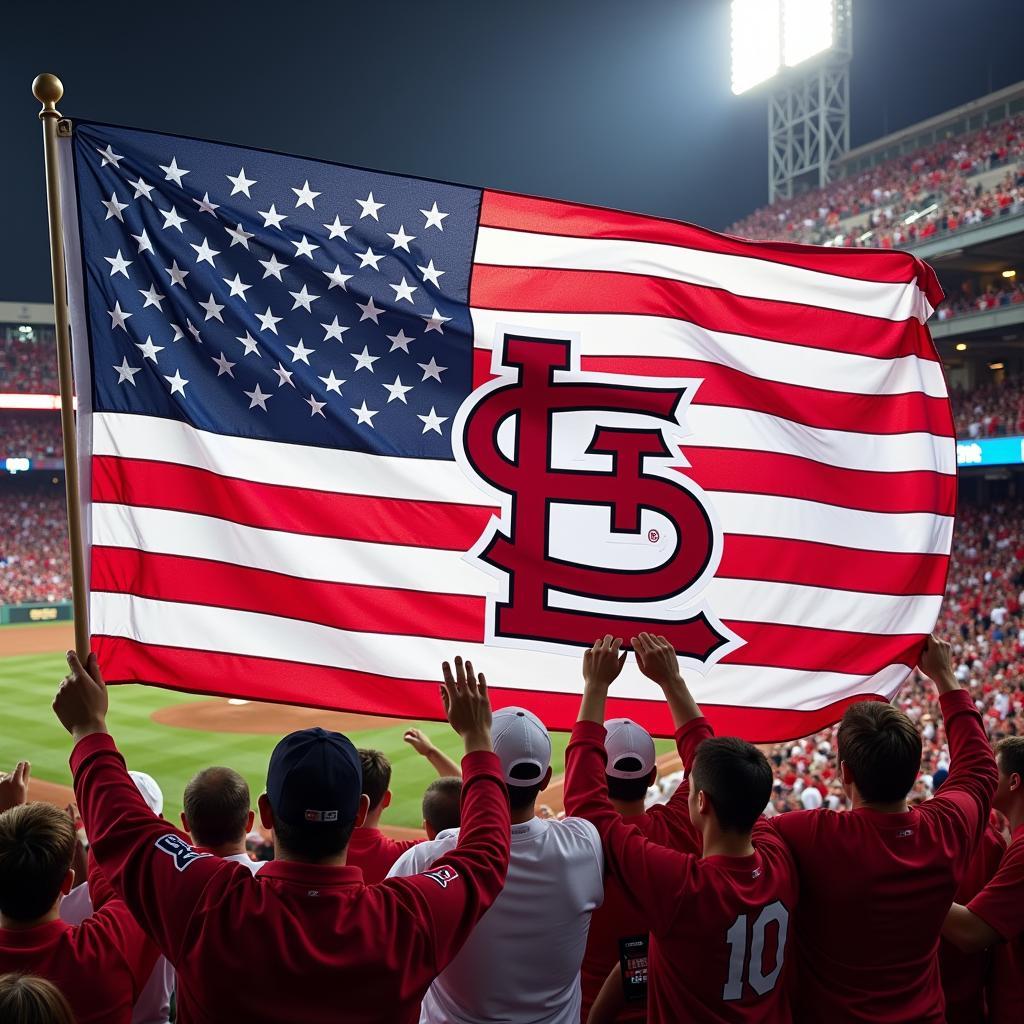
[32,73,64,116]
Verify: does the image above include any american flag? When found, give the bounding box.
[58,120,952,740]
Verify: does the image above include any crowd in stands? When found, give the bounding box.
[936,277,1024,321]
[0,414,64,460]
[952,375,1024,438]
[730,114,1024,249]
[0,328,58,395]
[0,480,70,605]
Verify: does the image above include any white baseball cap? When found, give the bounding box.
[129,770,164,816]
[492,707,552,787]
[603,719,656,780]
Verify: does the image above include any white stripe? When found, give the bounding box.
[91,412,490,505]
[686,405,956,476]
[471,308,949,399]
[706,492,953,556]
[474,226,935,323]
[91,592,911,711]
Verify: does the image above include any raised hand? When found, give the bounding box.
[918,635,958,694]
[53,651,110,742]
[0,760,31,813]
[632,633,683,690]
[441,656,493,754]
[583,636,627,692]
[403,727,436,756]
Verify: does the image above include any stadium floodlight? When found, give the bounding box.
[731,0,836,94]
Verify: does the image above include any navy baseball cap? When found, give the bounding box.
[266,728,362,828]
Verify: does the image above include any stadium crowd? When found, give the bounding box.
[0,480,70,606]
[952,376,1024,438]
[729,114,1024,249]
[936,277,1024,321]
[0,415,64,460]
[0,328,58,395]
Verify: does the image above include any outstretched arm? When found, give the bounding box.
[632,632,702,731]
[403,727,462,778]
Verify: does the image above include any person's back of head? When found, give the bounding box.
[0,975,74,1024]
[994,734,1024,815]
[838,701,922,805]
[358,749,393,816]
[492,708,553,818]
[258,728,368,865]
[603,718,657,812]
[422,777,462,839]
[689,737,773,835]
[0,805,76,925]
[182,766,253,852]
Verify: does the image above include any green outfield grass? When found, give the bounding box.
[3,644,673,828]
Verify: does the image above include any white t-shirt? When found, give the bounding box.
[221,851,264,874]
[388,815,604,1024]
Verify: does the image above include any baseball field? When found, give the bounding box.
[0,622,678,832]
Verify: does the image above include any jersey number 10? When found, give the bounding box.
[722,900,790,1001]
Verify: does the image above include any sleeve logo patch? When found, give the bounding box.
[155,834,213,872]
[422,865,460,889]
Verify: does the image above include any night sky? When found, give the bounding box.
[3,0,1023,303]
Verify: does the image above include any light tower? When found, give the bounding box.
[731,0,853,203]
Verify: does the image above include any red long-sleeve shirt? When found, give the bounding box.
[346,826,420,884]
[770,688,998,1023]
[566,718,798,1024]
[578,723,703,1023]
[71,733,510,1024]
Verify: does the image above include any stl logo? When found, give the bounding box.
[454,332,735,665]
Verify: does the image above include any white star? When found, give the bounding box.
[273,362,295,388]
[387,225,416,252]
[212,352,236,377]
[136,335,163,362]
[245,383,272,410]
[170,324,185,343]
[101,192,128,222]
[323,216,351,240]
[160,205,186,232]
[258,204,287,229]
[223,274,252,300]
[292,235,320,259]
[255,307,282,334]
[357,191,385,220]
[194,192,220,216]
[418,357,447,382]
[305,393,327,418]
[107,302,132,331]
[159,157,190,186]
[199,293,225,322]
[113,357,141,385]
[226,222,254,249]
[418,406,449,435]
[129,176,154,201]
[382,374,413,404]
[351,345,380,373]
[165,260,189,288]
[318,370,346,393]
[386,328,415,353]
[321,316,349,342]
[421,307,451,333]
[323,264,353,291]
[389,277,417,304]
[104,250,133,278]
[417,259,445,288]
[164,369,189,396]
[259,254,288,280]
[186,319,202,343]
[236,331,261,357]
[356,296,384,324]
[190,238,221,266]
[289,285,319,312]
[292,180,321,209]
[350,400,378,426]
[356,245,385,270]
[226,167,256,197]
[420,201,449,230]
[139,284,165,310]
[287,339,315,364]
[97,144,123,168]
[131,229,154,255]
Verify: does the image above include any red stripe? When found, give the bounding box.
[90,547,485,642]
[479,190,945,305]
[469,349,952,438]
[470,265,939,362]
[94,634,891,741]
[718,536,948,596]
[91,456,495,550]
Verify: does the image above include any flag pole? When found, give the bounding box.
[32,72,90,659]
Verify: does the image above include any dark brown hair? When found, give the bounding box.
[690,737,773,833]
[0,804,76,921]
[358,750,393,811]
[997,736,1024,779]
[838,701,922,803]
[183,766,251,848]
[0,974,75,1024]
[422,777,462,833]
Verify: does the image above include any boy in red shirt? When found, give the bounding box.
[53,651,510,1024]
[0,800,157,1024]
[943,736,1024,1023]
[769,635,998,1023]
[565,635,798,1023]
